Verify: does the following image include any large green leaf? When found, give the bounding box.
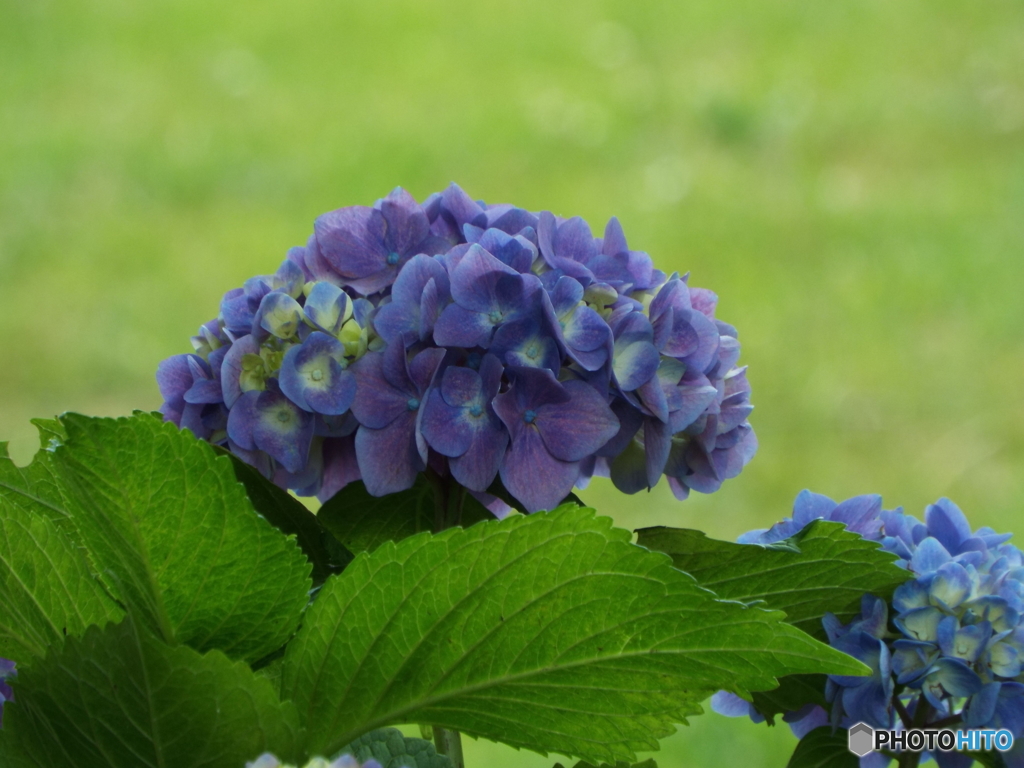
[282,505,868,763]
[4,616,303,768]
[213,444,353,585]
[317,476,494,554]
[342,727,452,768]
[0,420,73,529]
[786,727,858,768]
[0,494,123,660]
[51,413,312,662]
[636,520,909,640]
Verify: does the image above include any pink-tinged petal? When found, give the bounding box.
[220,335,261,407]
[314,206,389,279]
[355,414,423,496]
[450,423,508,492]
[318,435,360,502]
[303,234,344,285]
[227,390,261,450]
[379,187,429,256]
[433,303,496,348]
[350,351,410,429]
[690,287,718,318]
[499,426,579,513]
[536,379,619,462]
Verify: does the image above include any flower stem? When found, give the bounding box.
[433,726,465,768]
[427,468,467,768]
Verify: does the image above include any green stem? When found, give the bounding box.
[433,726,465,768]
[427,469,467,768]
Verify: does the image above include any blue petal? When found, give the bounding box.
[910,536,952,575]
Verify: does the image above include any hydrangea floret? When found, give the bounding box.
[714,491,1024,768]
[157,185,756,512]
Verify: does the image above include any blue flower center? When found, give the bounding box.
[407,397,420,411]
[523,409,537,424]
[488,310,503,324]
[469,404,483,417]
[387,252,400,266]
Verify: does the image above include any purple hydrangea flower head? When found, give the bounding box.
[718,491,1024,764]
[0,657,15,729]
[158,185,755,510]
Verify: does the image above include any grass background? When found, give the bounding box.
[2,0,1023,765]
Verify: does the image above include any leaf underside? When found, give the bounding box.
[283,505,867,764]
[785,727,858,768]
[342,727,453,768]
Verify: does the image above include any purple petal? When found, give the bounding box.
[420,388,475,457]
[350,351,412,429]
[563,305,611,353]
[602,216,629,257]
[644,416,672,487]
[279,333,355,415]
[227,391,261,450]
[449,422,508,492]
[252,387,315,473]
[491,319,562,374]
[379,187,429,256]
[449,244,525,313]
[304,281,350,336]
[355,414,423,496]
[925,498,974,555]
[553,216,598,263]
[710,691,754,718]
[318,435,361,502]
[433,303,496,348]
[536,380,619,462]
[440,183,487,230]
[407,347,445,394]
[680,309,721,374]
[220,334,261,407]
[314,206,389,279]
[499,425,579,513]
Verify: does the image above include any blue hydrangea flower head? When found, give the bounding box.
[158,185,756,511]
[246,755,382,768]
[716,491,1024,766]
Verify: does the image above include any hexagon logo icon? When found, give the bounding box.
[848,722,875,757]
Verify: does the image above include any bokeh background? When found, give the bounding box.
[2,0,1023,765]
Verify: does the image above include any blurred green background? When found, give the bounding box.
[2,0,1023,765]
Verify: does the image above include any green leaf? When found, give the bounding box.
[318,476,494,554]
[283,505,868,763]
[4,616,303,768]
[213,444,353,585]
[342,727,452,768]
[0,421,73,530]
[51,412,312,662]
[0,494,123,660]
[564,761,659,768]
[749,674,827,724]
[636,520,909,640]
[786,727,858,768]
